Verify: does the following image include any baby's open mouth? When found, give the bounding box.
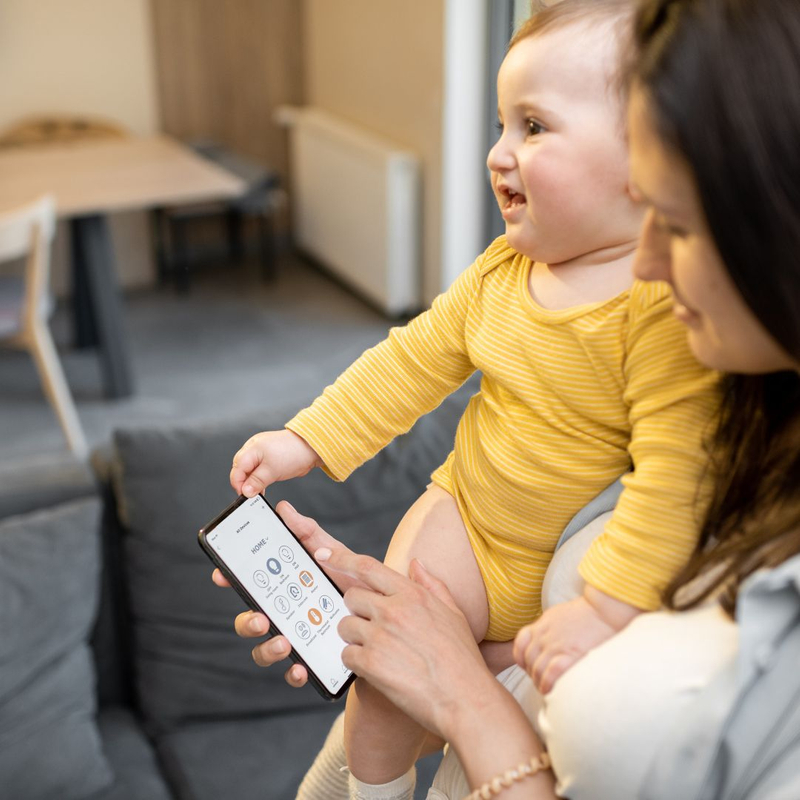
[502,187,526,208]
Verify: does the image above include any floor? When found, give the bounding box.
[0,253,395,468]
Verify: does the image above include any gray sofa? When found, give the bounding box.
[0,389,476,799]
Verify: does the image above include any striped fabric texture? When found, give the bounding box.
[287,237,719,639]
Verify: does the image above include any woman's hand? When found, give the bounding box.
[316,546,498,741]
[212,500,365,687]
[320,546,557,797]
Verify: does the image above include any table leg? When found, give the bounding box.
[70,214,135,398]
[70,220,98,348]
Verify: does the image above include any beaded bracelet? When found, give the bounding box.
[464,752,552,800]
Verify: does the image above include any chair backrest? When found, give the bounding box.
[0,115,128,149]
[0,195,57,333]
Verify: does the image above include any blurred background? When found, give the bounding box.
[0,0,530,463]
[0,3,544,799]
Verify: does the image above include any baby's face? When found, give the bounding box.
[488,22,641,265]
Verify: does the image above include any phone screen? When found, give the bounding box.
[200,495,354,697]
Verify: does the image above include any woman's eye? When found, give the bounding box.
[526,119,545,136]
[656,214,688,239]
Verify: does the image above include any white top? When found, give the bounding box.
[428,604,739,800]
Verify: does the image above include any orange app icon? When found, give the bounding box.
[308,608,323,625]
[299,570,314,587]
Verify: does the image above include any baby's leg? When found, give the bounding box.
[344,485,489,786]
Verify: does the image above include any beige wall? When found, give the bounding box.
[303,0,445,304]
[0,0,161,292]
[149,0,303,189]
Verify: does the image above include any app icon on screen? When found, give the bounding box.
[299,570,314,587]
[266,558,282,575]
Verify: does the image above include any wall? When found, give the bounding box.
[149,0,304,187]
[303,0,446,305]
[0,0,161,292]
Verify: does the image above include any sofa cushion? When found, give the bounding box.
[157,707,442,800]
[111,386,472,734]
[95,708,173,800]
[156,706,342,800]
[0,498,113,800]
[0,453,96,520]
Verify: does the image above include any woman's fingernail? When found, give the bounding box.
[315,547,332,562]
[283,501,296,513]
[249,616,264,633]
[269,639,287,655]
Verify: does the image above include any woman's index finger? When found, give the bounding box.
[315,547,406,596]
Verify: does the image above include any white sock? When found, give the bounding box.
[348,767,416,800]
[296,712,350,800]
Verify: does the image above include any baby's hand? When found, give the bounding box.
[514,587,642,694]
[230,429,322,497]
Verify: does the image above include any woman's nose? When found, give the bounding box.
[633,208,672,283]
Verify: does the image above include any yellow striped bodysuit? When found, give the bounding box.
[287,237,719,640]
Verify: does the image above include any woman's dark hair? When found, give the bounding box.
[628,0,800,613]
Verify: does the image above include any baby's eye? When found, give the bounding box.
[495,120,504,133]
[526,119,545,137]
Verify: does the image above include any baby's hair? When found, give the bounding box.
[511,0,638,49]
[509,0,638,125]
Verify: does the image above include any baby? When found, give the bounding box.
[230,1,719,797]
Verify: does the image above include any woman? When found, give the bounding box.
[220,0,800,796]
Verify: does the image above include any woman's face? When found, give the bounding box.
[627,85,798,374]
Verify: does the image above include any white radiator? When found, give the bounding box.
[276,106,421,316]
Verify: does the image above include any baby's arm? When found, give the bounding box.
[230,248,495,495]
[515,285,719,693]
[284,257,483,483]
[577,283,720,609]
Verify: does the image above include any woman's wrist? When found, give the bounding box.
[433,660,507,743]
[445,676,555,797]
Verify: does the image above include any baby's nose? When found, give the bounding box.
[487,138,513,172]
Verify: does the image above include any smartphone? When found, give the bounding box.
[198,494,356,701]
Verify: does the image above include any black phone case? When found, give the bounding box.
[198,494,356,702]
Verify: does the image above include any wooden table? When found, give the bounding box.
[0,136,246,398]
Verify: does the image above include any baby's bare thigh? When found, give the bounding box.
[384,485,489,641]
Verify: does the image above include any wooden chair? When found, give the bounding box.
[0,115,128,148]
[0,196,88,459]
